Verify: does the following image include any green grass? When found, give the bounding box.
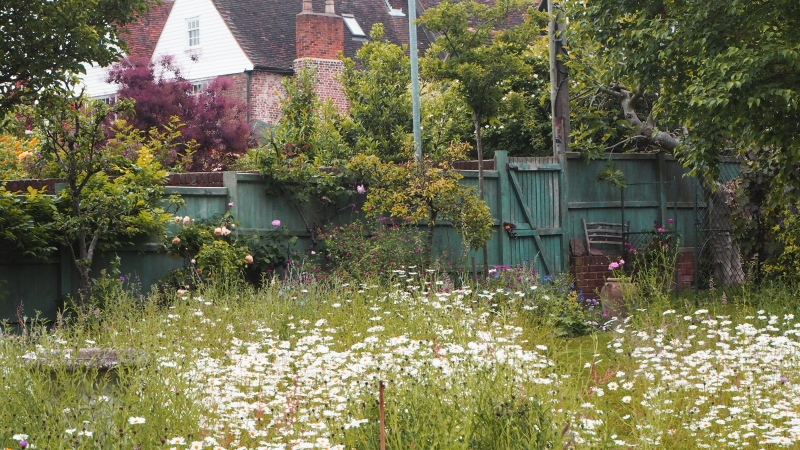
[1,274,800,449]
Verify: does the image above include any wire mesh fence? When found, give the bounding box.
[693,159,743,294]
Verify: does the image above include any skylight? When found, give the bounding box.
[342,14,366,37]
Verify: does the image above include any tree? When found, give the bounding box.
[340,24,413,162]
[566,0,800,197]
[346,143,493,259]
[420,0,540,270]
[0,0,152,114]
[107,56,251,171]
[29,91,174,299]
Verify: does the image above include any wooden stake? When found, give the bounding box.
[379,380,386,450]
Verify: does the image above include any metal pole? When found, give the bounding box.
[408,0,422,163]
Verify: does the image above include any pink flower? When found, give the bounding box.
[619,259,625,265]
[608,262,619,270]
[172,237,181,245]
[356,184,366,195]
[668,218,674,223]
[245,255,253,264]
[183,216,191,225]
[272,219,281,228]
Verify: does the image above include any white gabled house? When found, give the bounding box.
[80,0,437,126]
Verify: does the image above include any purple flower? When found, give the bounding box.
[272,219,281,228]
[781,377,789,384]
[20,440,27,449]
[119,276,126,282]
[356,184,366,195]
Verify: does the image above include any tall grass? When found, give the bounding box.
[1,271,800,448]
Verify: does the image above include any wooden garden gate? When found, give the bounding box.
[495,152,566,276]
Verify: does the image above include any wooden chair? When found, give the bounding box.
[582,219,630,256]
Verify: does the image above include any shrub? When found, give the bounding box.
[164,211,297,288]
[108,56,252,171]
[319,218,428,279]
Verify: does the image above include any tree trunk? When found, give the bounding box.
[427,207,437,268]
[474,111,489,275]
[707,182,745,286]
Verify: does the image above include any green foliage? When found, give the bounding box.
[270,68,349,162]
[32,91,174,299]
[340,24,412,162]
[241,69,349,211]
[420,0,540,121]
[107,116,197,172]
[0,0,151,113]
[566,0,800,203]
[319,218,428,279]
[523,273,593,337]
[762,206,800,284]
[627,221,680,300]
[347,143,493,252]
[0,184,57,259]
[87,254,129,310]
[596,159,627,189]
[164,212,297,288]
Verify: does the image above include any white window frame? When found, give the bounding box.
[189,79,211,97]
[187,17,200,48]
[341,14,366,38]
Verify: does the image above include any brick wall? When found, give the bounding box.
[293,58,349,115]
[3,173,228,192]
[166,172,224,187]
[296,12,344,60]
[571,255,612,298]
[217,72,248,106]
[571,251,696,297]
[2,178,65,193]
[676,252,695,290]
[227,71,287,126]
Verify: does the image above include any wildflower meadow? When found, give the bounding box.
[1,267,800,449]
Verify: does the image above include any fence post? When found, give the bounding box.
[657,151,667,226]
[222,171,239,219]
[495,151,511,266]
[559,152,569,274]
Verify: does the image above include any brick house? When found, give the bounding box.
[81,0,437,127]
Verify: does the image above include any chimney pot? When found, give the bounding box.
[325,0,335,14]
[303,0,312,12]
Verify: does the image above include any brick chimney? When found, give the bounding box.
[295,0,344,60]
[294,1,348,113]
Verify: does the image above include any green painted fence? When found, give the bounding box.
[0,151,738,322]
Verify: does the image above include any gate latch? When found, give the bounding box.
[503,222,517,238]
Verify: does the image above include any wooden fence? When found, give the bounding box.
[0,151,737,322]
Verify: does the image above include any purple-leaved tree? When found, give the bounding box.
[107,55,251,171]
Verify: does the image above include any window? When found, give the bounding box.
[94,95,117,105]
[187,17,200,47]
[341,14,366,37]
[189,79,210,97]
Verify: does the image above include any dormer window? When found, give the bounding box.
[342,14,366,37]
[187,17,200,47]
